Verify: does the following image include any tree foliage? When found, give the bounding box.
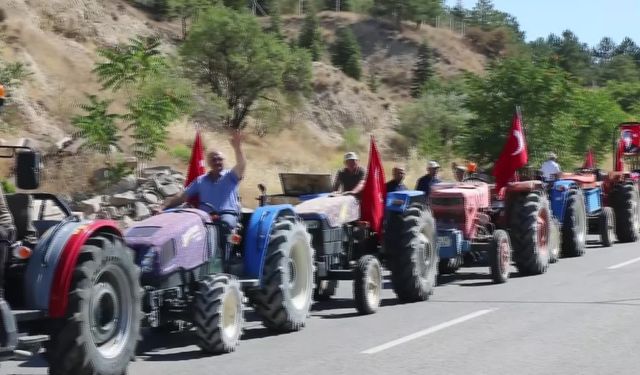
[71,95,121,157]
[331,27,362,80]
[168,0,220,39]
[411,42,434,97]
[181,6,309,129]
[298,8,324,61]
[371,0,443,29]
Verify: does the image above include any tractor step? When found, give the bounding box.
[239,279,260,287]
[18,334,48,345]
[13,309,45,322]
[326,270,355,280]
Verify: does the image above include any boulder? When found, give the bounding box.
[79,196,102,215]
[110,191,137,206]
[134,202,151,220]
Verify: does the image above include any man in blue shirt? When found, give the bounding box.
[415,161,441,199]
[159,131,246,228]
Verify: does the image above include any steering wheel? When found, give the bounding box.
[463,175,490,183]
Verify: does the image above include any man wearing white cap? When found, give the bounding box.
[540,152,561,181]
[415,160,441,199]
[332,151,366,196]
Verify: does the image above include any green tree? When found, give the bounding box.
[93,36,168,91]
[267,0,284,39]
[324,0,352,11]
[168,0,220,39]
[181,6,303,129]
[461,58,576,165]
[605,81,640,112]
[0,61,32,86]
[298,8,324,61]
[71,95,122,158]
[597,54,640,85]
[371,0,442,29]
[331,27,362,80]
[593,36,617,62]
[411,42,434,98]
[222,0,248,10]
[399,92,474,160]
[282,47,313,94]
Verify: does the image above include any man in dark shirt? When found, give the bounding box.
[415,161,441,199]
[332,152,366,196]
[385,165,407,193]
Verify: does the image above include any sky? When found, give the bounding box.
[445,0,640,47]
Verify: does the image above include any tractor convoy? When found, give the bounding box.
[1,122,640,374]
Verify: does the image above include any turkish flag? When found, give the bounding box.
[615,138,625,172]
[185,130,206,206]
[360,136,386,235]
[493,111,528,191]
[583,148,595,169]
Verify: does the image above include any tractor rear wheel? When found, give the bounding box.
[248,217,314,332]
[194,274,243,354]
[509,192,550,275]
[386,206,438,302]
[599,206,615,247]
[47,235,142,375]
[610,183,640,243]
[561,190,587,257]
[353,255,382,315]
[489,230,511,284]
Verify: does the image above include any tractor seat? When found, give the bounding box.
[4,194,38,245]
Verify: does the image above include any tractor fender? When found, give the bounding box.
[23,219,121,317]
[385,190,425,213]
[550,180,579,222]
[243,204,296,281]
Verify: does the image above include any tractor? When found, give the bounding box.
[0,145,142,375]
[546,171,615,257]
[123,194,315,353]
[261,173,438,315]
[600,122,640,243]
[430,181,513,283]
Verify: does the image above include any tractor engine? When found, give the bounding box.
[430,183,491,258]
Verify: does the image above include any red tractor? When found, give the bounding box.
[601,122,640,243]
[0,146,142,375]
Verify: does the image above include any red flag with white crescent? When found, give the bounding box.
[493,111,528,191]
[360,136,386,235]
[185,130,206,206]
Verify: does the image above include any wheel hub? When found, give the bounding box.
[499,239,510,273]
[366,263,381,307]
[536,209,549,256]
[287,238,311,311]
[91,282,120,345]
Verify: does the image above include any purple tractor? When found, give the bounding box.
[124,198,315,353]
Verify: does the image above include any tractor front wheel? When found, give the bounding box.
[611,183,640,243]
[489,230,511,284]
[561,190,587,257]
[313,279,338,301]
[599,206,615,247]
[248,217,314,332]
[353,255,383,315]
[47,235,142,375]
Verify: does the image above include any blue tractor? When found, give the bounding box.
[548,172,615,258]
[261,173,438,315]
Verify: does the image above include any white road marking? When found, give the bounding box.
[361,309,495,354]
[607,256,640,270]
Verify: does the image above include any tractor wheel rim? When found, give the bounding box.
[417,232,430,276]
[536,209,549,256]
[288,237,311,311]
[576,204,587,244]
[367,262,381,308]
[633,198,640,234]
[499,238,510,274]
[89,265,132,359]
[222,289,240,339]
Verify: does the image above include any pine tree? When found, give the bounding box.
[267,0,284,40]
[411,42,434,98]
[331,27,362,80]
[367,72,380,93]
[298,8,324,61]
[324,0,352,11]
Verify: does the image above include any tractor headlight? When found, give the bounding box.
[140,249,159,274]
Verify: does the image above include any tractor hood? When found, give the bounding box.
[124,209,210,276]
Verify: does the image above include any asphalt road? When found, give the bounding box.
[5,236,640,375]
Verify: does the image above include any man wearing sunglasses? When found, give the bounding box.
[158,131,246,229]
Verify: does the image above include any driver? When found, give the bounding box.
[540,152,561,181]
[158,131,246,229]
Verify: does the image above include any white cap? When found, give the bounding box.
[547,152,557,160]
[344,152,358,161]
[428,161,440,169]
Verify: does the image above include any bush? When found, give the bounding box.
[1,179,15,194]
[170,144,191,163]
[341,127,362,151]
[331,27,362,80]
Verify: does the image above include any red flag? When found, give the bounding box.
[582,148,595,169]
[493,111,528,191]
[185,131,206,206]
[615,138,625,172]
[360,136,386,235]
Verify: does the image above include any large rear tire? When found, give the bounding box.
[353,255,382,315]
[610,183,640,243]
[561,190,587,257]
[509,192,550,275]
[599,206,615,247]
[47,235,142,375]
[489,230,511,284]
[385,206,438,302]
[194,274,243,354]
[248,217,314,332]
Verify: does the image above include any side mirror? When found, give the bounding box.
[15,150,41,190]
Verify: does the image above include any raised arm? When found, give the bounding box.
[159,191,188,211]
[230,131,246,180]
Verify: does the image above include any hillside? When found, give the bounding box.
[0,1,488,200]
